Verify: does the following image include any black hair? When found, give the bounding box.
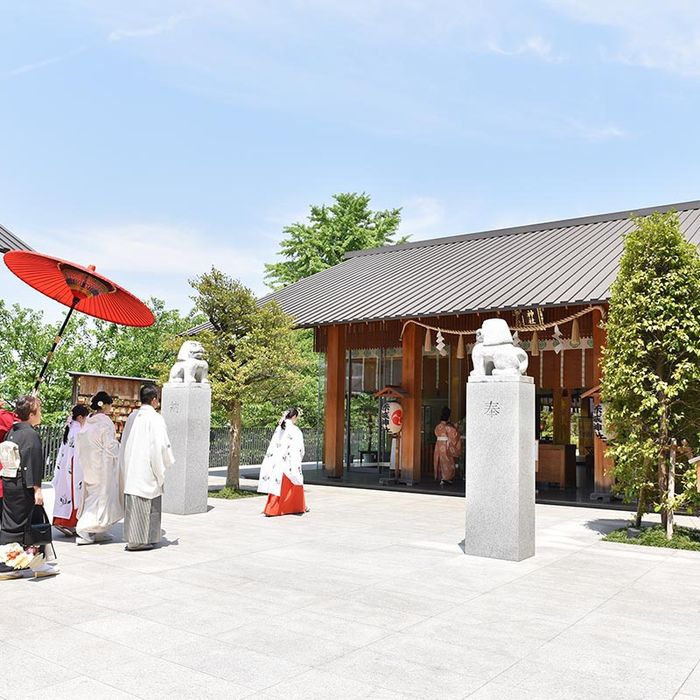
[15,394,40,422]
[440,406,452,422]
[90,391,113,411]
[280,407,299,431]
[140,384,159,405]
[63,404,90,444]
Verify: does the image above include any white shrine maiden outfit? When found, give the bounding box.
[52,420,85,531]
[75,412,123,540]
[257,421,306,516]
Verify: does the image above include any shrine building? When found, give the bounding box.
[200,199,700,503]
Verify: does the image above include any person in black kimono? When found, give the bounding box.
[0,395,44,546]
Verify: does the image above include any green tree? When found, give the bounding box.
[0,301,94,422]
[190,268,308,487]
[264,192,405,289]
[602,212,700,535]
[0,298,197,424]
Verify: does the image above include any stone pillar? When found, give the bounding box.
[465,375,535,561]
[161,381,211,515]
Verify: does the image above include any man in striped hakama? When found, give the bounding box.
[121,385,174,551]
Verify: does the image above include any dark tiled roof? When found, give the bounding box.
[0,224,32,253]
[189,199,700,332]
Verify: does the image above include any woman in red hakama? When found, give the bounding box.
[258,408,307,516]
[51,404,90,535]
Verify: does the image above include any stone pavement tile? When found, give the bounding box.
[10,626,145,669]
[366,630,521,680]
[73,610,202,653]
[549,621,700,664]
[84,654,254,699]
[494,661,675,700]
[134,598,265,637]
[677,695,700,700]
[344,582,474,617]
[218,619,360,666]
[679,664,700,697]
[517,641,691,698]
[263,608,392,647]
[256,668,379,699]
[316,647,484,699]
[310,596,429,632]
[156,564,254,594]
[231,580,331,609]
[61,578,171,613]
[161,637,312,690]
[0,643,80,697]
[16,591,114,626]
[401,616,562,658]
[20,675,136,699]
[466,680,557,699]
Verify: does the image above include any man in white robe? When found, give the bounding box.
[121,385,174,551]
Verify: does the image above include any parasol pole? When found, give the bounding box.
[32,296,80,395]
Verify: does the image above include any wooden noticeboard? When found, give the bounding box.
[69,372,157,438]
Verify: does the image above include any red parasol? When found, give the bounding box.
[3,250,155,391]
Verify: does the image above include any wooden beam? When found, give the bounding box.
[400,323,422,484]
[591,308,613,498]
[324,325,346,477]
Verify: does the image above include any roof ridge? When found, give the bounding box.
[345,198,700,259]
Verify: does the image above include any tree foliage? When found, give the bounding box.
[190,268,309,487]
[0,298,198,424]
[602,212,700,531]
[264,192,405,289]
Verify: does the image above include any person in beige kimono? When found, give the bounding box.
[433,406,461,486]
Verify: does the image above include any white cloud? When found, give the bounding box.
[108,13,189,42]
[566,119,627,142]
[485,35,562,62]
[3,46,87,79]
[547,0,700,76]
[399,197,448,238]
[2,222,272,320]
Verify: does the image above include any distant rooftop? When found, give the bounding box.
[0,223,32,253]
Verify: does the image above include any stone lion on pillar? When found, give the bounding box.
[470,318,528,377]
[168,340,209,384]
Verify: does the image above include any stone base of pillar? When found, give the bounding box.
[161,382,211,515]
[465,375,535,562]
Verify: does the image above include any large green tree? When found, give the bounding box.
[0,298,196,423]
[190,268,308,487]
[602,212,700,535]
[264,192,404,289]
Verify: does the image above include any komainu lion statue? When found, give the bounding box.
[470,318,528,377]
[168,340,209,384]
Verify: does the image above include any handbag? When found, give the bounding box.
[26,505,53,546]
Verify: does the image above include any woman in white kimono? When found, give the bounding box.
[75,392,124,545]
[52,404,90,536]
[257,408,307,516]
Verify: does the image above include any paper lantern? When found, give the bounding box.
[387,402,403,434]
[456,334,465,359]
[531,330,539,357]
[424,328,431,352]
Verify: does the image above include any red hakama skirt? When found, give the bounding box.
[264,475,306,516]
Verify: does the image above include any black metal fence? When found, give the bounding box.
[38,424,327,478]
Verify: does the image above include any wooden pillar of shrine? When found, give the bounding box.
[591,308,613,499]
[552,388,571,445]
[400,323,423,484]
[324,325,346,477]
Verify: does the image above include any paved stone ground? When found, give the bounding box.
[3,485,700,699]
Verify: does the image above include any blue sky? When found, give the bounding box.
[2,0,700,320]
